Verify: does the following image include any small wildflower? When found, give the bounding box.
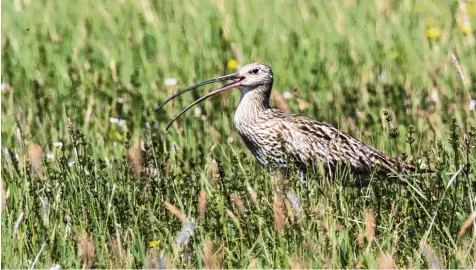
[176,219,197,247]
[469,99,476,111]
[380,70,388,84]
[49,264,61,270]
[53,141,63,148]
[426,27,441,39]
[283,91,293,99]
[67,161,75,167]
[194,107,202,117]
[110,130,123,141]
[149,239,161,248]
[165,78,178,87]
[227,59,238,70]
[117,97,124,103]
[460,23,472,34]
[1,83,12,93]
[227,137,234,143]
[109,117,126,126]
[430,89,439,103]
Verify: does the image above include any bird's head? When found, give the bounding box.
[156,62,273,130]
[237,62,273,89]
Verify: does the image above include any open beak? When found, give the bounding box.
[156,72,244,130]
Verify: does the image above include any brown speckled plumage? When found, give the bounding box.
[157,62,422,178]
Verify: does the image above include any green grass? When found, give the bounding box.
[2,0,476,268]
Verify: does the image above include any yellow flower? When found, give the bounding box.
[109,129,123,141]
[227,59,238,70]
[460,24,472,34]
[469,4,476,14]
[149,239,161,248]
[426,27,441,39]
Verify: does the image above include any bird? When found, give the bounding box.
[156,62,429,181]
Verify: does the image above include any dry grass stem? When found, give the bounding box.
[164,202,187,223]
[357,231,365,249]
[377,252,396,269]
[203,240,221,269]
[273,193,286,232]
[199,190,207,220]
[450,53,466,86]
[27,143,43,175]
[365,209,376,241]
[128,140,143,175]
[208,158,221,182]
[231,192,246,218]
[272,89,290,113]
[77,232,96,268]
[246,184,260,211]
[458,211,476,237]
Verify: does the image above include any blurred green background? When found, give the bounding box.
[2,0,476,268]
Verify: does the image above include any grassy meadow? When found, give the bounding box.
[2,0,476,268]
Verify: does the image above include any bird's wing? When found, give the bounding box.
[276,112,397,174]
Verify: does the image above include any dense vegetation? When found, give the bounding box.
[2,0,475,268]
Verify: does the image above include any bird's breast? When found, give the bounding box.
[234,116,289,167]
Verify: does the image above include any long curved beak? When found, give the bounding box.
[156,72,244,130]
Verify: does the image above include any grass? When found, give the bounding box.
[2,0,476,268]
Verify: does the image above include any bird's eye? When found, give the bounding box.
[250,68,259,75]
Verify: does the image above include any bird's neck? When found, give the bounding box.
[235,84,271,123]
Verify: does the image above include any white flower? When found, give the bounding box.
[1,83,11,92]
[117,119,126,126]
[46,153,55,160]
[227,137,234,143]
[430,89,439,102]
[49,264,61,270]
[109,117,126,126]
[469,99,476,111]
[53,142,63,148]
[117,97,124,103]
[380,70,388,84]
[283,91,293,99]
[165,78,178,87]
[194,107,202,117]
[67,161,75,167]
